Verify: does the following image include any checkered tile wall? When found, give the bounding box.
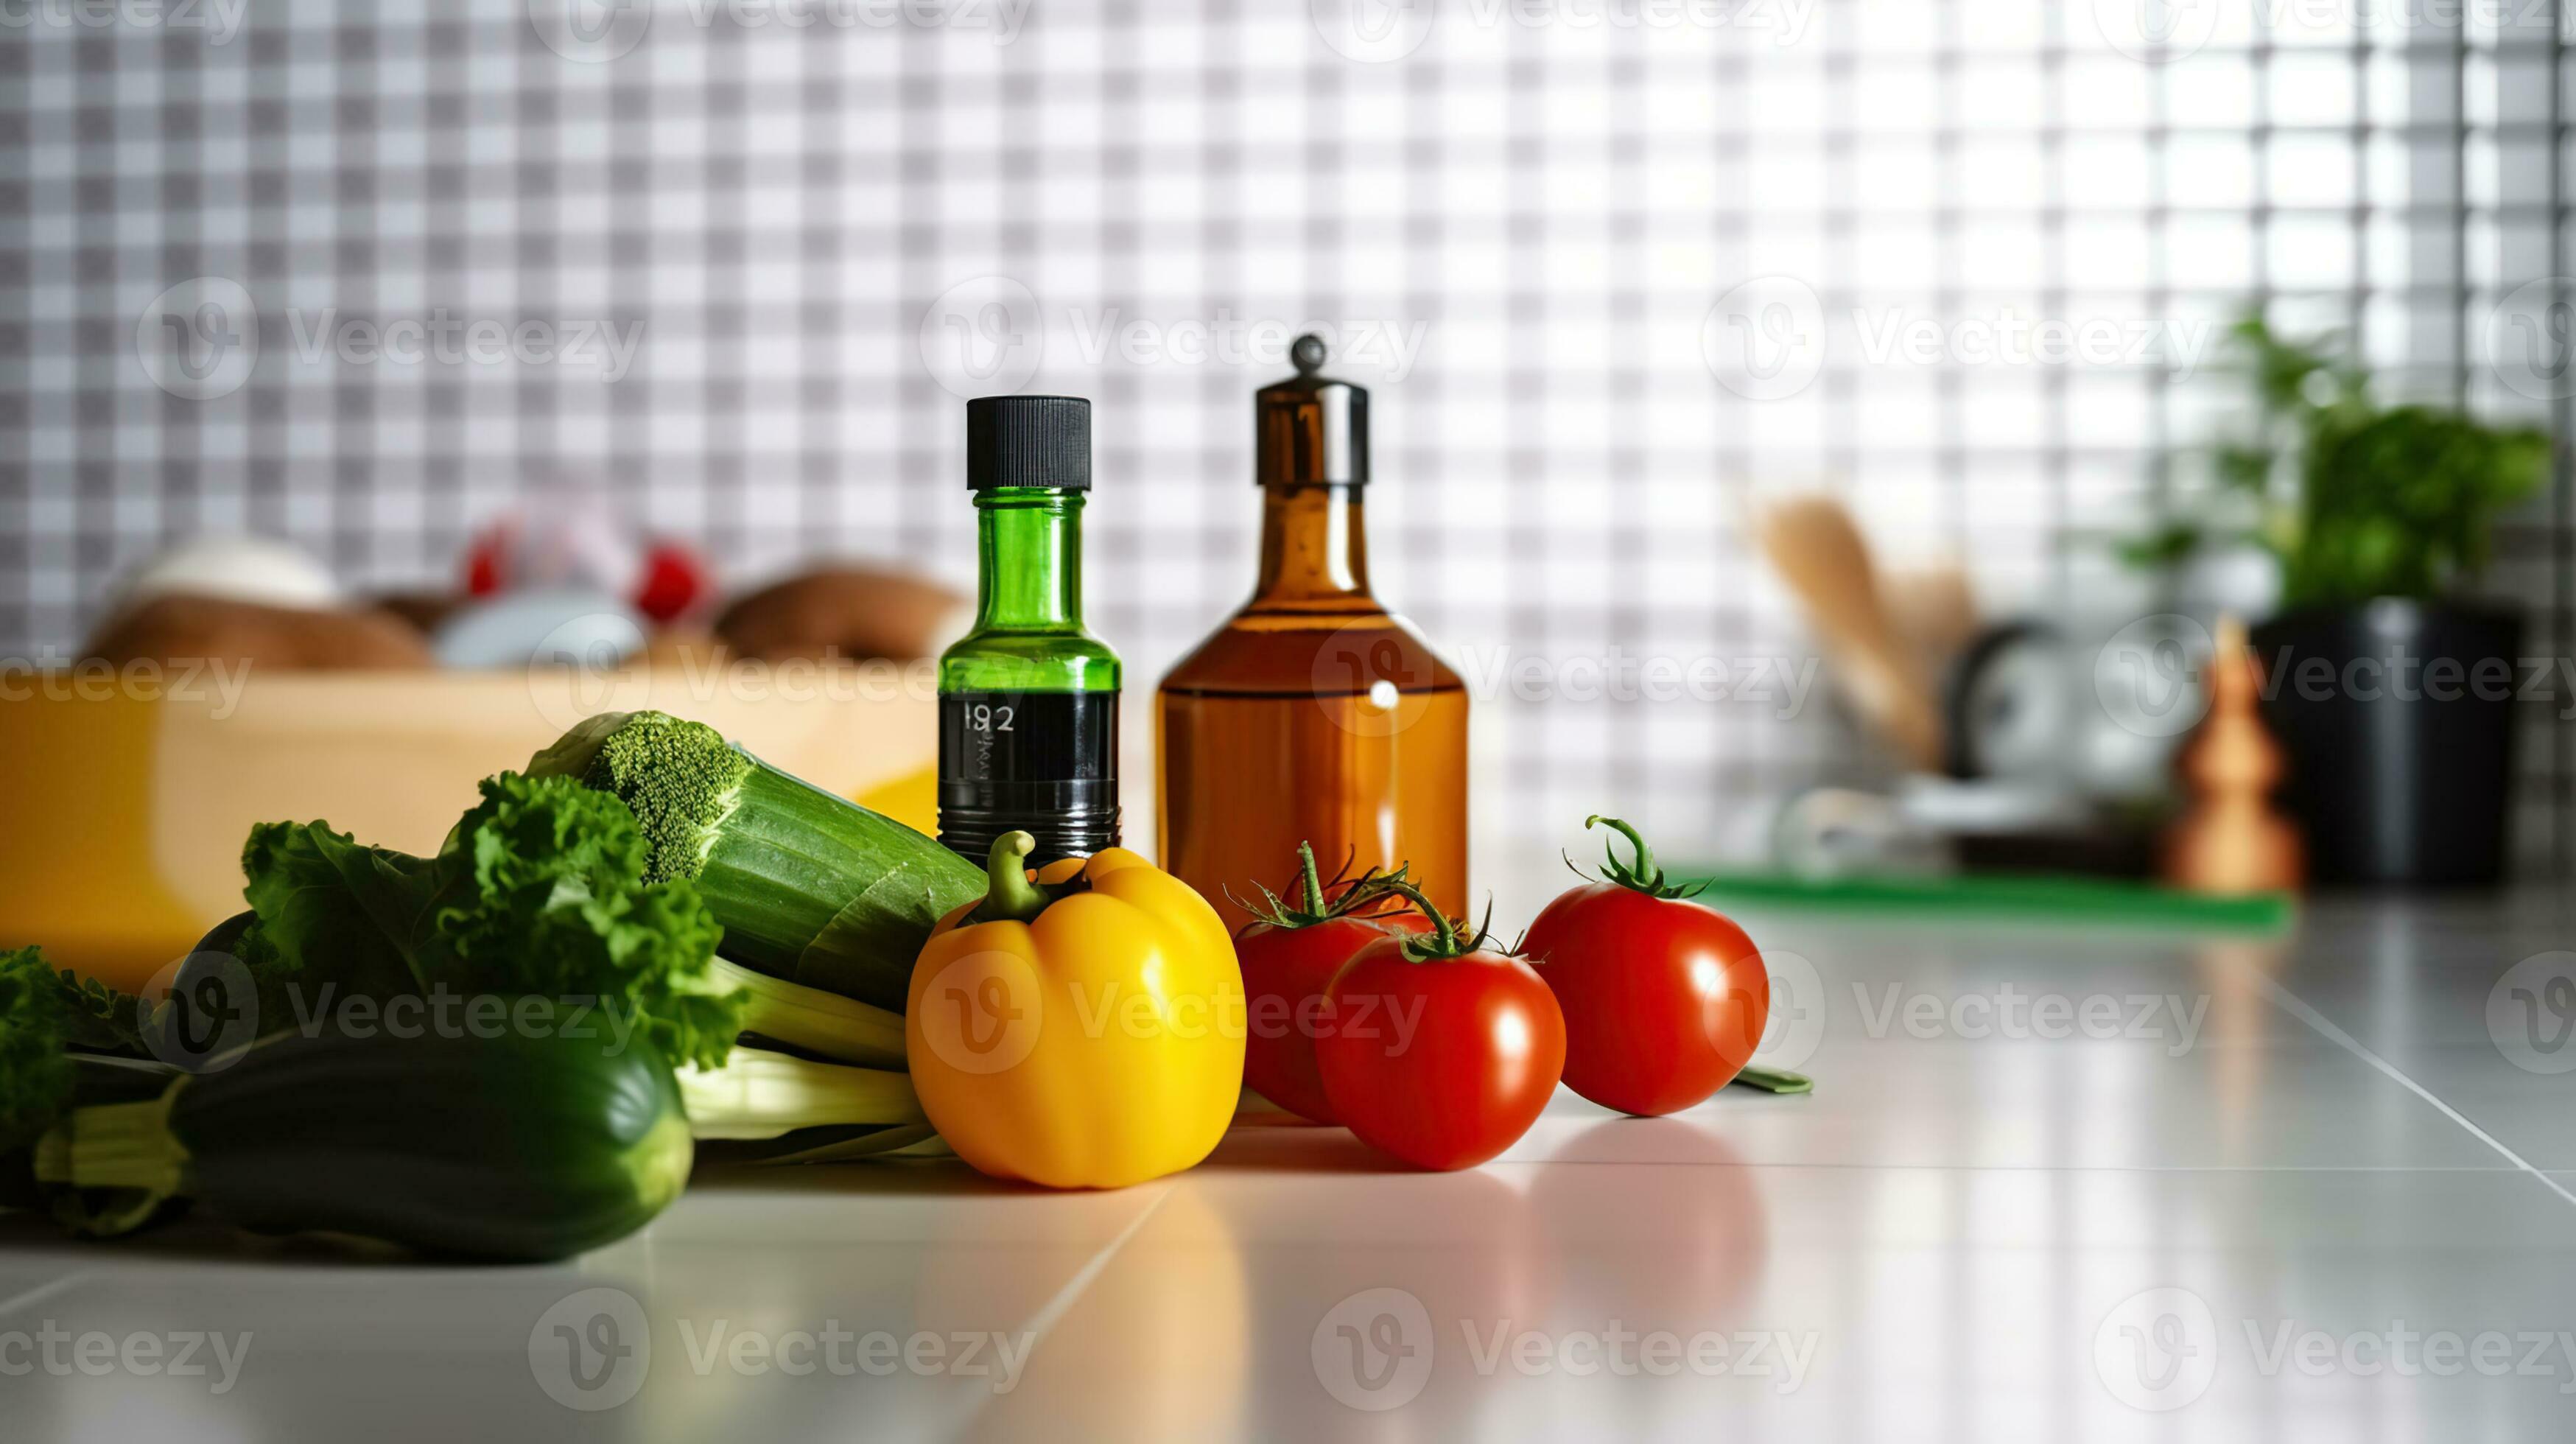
[6,0,2571,869]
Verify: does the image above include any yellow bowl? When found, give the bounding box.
[0,667,938,991]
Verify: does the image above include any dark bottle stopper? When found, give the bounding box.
[966,394,1092,491]
[1254,334,1369,486]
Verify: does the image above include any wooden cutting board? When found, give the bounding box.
[0,667,938,990]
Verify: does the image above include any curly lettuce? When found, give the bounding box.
[234,773,746,1071]
[0,948,161,1154]
[0,948,75,1155]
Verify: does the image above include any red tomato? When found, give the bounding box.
[1523,816,1769,1117]
[1316,889,1567,1171]
[1240,915,1421,1124]
[1232,845,1428,1124]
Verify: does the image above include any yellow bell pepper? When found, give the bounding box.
[907,832,1245,1189]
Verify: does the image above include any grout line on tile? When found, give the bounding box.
[0,1272,88,1320]
[2242,964,2576,1212]
[1476,1160,2535,1173]
[945,1185,1174,1434]
[1007,1185,1173,1343]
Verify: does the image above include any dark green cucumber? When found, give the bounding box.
[41,1028,692,1262]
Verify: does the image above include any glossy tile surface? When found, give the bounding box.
[10,891,2576,1441]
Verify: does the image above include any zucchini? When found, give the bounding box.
[530,711,986,1013]
[35,1028,692,1262]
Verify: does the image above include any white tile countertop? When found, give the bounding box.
[10,889,2576,1442]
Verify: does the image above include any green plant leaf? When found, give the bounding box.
[2135,306,2547,605]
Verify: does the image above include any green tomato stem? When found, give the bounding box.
[1586,814,1663,891]
[1579,814,1705,900]
[1297,841,1327,916]
[1377,879,1464,960]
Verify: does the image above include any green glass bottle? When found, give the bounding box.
[938,396,1123,865]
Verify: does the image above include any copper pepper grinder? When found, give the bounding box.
[2163,614,2303,894]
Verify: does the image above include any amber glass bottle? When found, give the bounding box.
[1156,336,1469,919]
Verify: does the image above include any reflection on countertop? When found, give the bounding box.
[9,892,2576,1441]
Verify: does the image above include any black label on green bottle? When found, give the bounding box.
[938,690,1120,863]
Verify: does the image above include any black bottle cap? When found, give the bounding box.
[966,395,1091,491]
[1254,334,1369,486]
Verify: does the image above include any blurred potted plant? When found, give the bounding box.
[2132,314,2549,886]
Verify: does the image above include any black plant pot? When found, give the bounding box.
[2250,600,2524,887]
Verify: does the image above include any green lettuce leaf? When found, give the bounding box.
[236,773,747,1071]
[0,947,77,1155]
[0,948,158,1154]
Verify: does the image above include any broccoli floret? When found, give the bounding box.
[580,712,752,886]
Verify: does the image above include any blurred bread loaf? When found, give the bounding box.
[87,594,435,672]
[367,590,468,637]
[714,567,967,663]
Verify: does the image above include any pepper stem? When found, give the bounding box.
[974,832,1050,925]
